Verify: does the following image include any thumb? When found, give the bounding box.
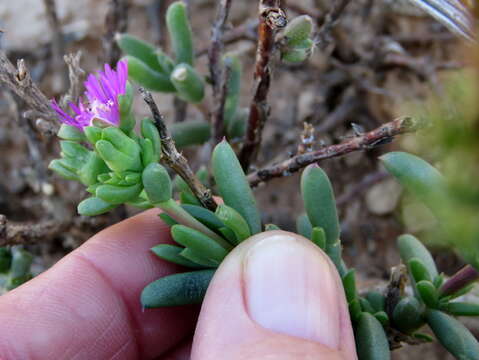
[191,231,357,360]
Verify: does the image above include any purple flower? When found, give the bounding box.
[51,60,128,130]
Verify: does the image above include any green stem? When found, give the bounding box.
[158,199,232,250]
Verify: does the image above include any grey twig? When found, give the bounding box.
[103,0,129,66]
[247,117,425,187]
[209,0,233,142]
[61,51,86,107]
[140,88,218,211]
[0,51,59,133]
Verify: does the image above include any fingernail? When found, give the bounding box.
[243,234,341,349]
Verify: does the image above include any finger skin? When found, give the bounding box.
[0,209,198,360]
[192,231,357,360]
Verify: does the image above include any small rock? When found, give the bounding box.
[365,179,402,215]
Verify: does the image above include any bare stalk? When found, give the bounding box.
[238,0,287,170]
[139,88,218,211]
[209,0,233,142]
[247,116,425,187]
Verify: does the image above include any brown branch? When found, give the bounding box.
[0,51,59,133]
[103,0,129,66]
[238,0,287,171]
[0,215,70,247]
[139,88,218,211]
[439,265,479,297]
[209,0,233,142]
[247,116,425,187]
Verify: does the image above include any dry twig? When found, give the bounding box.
[247,116,425,187]
[238,0,287,170]
[0,215,70,247]
[61,52,86,107]
[140,88,218,211]
[103,0,129,66]
[0,51,59,133]
[209,0,233,142]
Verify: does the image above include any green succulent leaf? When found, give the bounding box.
[159,213,178,226]
[116,33,163,72]
[355,312,391,360]
[166,1,195,66]
[409,257,433,283]
[60,141,89,160]
[170,63,205,103]
[215,204,251,244]
[78,152,109,186]
[180,248,219,268]
[296,214,313,238]
[380,152,448,219]
[416,280,439,308]
[374,311,389,327]
[171,225,229,262]
[124,56,176,92]
[96,182,143,205]
[171,120,211,149]
[359,297,375,314]
[311,227,326,250]
[441,302,479,316]
[48,159,80,181]
[141,118,162,158]
[151,244,204,269]
[141,269,215,308]
[342,269,358,303]
[301,164,340,245]
[398,234,438,280]
[142,163,172,204]
[181,204,225,232]
[426,309,479,360]
[212,140,262,234]
[365,291,386,313]
[58,124,86,142]
[84,126,103,144]
[78,196,117,216]
[265,224,281,231]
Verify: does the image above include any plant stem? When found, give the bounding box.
[158,200,232,250]
[209,0,233,142]
[140,88,218,211]
[440,265,479,297]
[247,116,426,187]
[238,0,287,171]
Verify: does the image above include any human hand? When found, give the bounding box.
[0,210,357,359]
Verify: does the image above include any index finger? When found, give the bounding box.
[0,209,198,360]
